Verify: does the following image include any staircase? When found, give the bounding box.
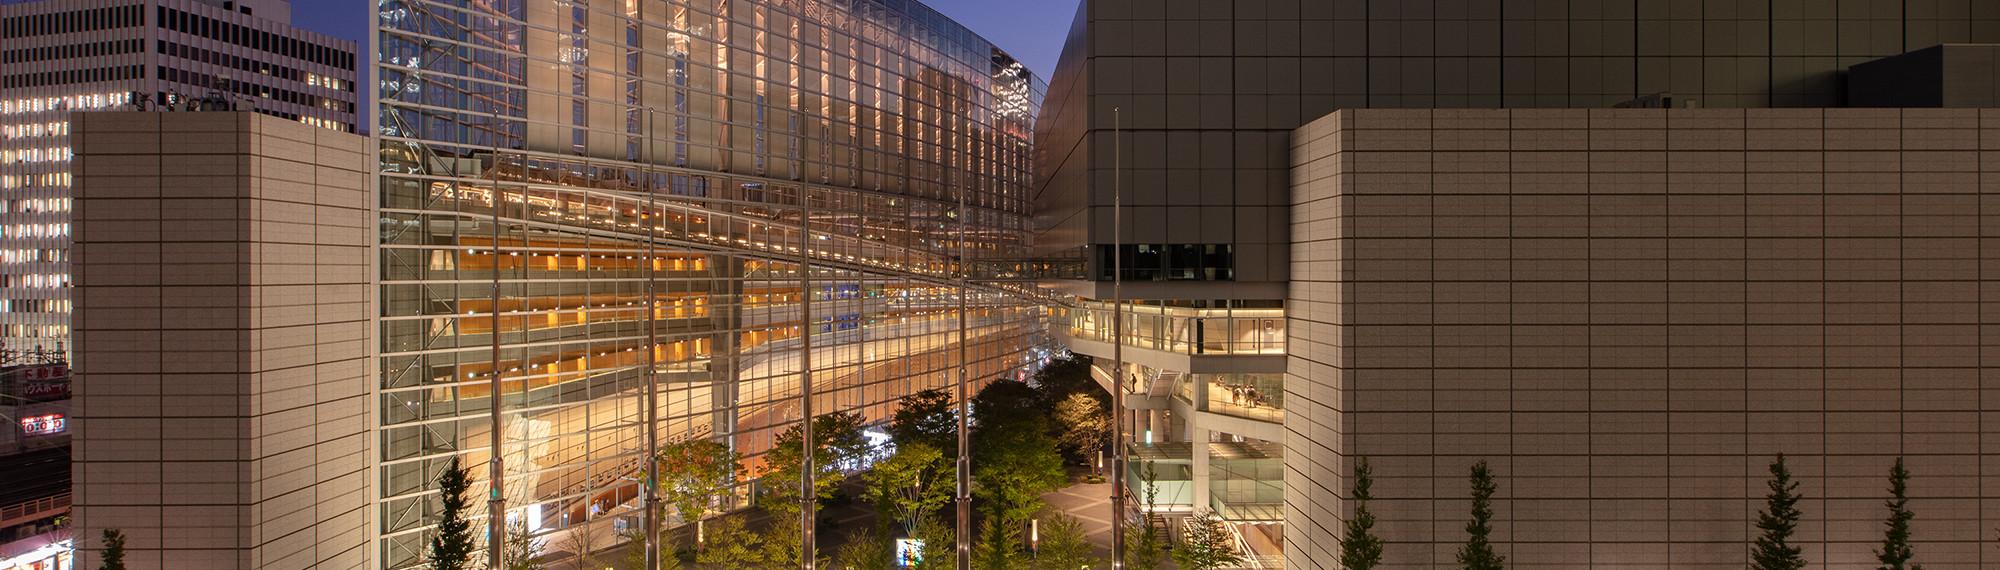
[1146,512,1172,543]
[1147,370,1181,400]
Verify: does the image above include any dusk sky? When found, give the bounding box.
[292,0,1076,85]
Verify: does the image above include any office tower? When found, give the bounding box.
[1033,1,2000,567]
[375,1,1044,568]
[0,0,359,358]
[71,111,370,569]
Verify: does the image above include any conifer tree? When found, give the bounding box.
[1752,454,1807,570]
[429,457,478,570]
[98,529,126,570]
[1875,457,1922,570]
[1340,457,1385,570]
[1456,461,1504,570]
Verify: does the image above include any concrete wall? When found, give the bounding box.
[70,112,370,570]
[1288,107,2000,569]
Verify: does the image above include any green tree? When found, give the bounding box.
[865,442,953,535]
[656,438,739,525]
[618,526,680,570]
[890,388,956,452]
[1170,509,1242,570]
[1456,461,1504,570]
[1053,392,1110,465]
[1122,523,1166,570]
[972,424,1067,525]
[1029,354,1097,408]
[762,411,869,520]
[970,381,1067,527]
[833,528,896,570]
[1876,457,1923,570]
[971,380,1047,437]
[429,457,478,570]
[98,528,126,570]
[1124,463,1168,570]
[503,521,546,570]
[911,514,957,570]
[1753,454,1808,570]
[1031,514,1098,570]
[1341,457,1385,570]
[973,519,1026,570]
[693,516,765,569]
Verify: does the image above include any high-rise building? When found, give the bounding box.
[373,1,1045,568]
[1033,1,2000,567]
[0,0,359,358]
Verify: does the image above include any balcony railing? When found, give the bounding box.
[1061,302,1285,356]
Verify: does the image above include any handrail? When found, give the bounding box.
[0,492,70,527]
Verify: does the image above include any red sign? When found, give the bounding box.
[14,365,66,381]
[4,365,68,402]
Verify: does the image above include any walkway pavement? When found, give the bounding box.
[1040,478,1116,558]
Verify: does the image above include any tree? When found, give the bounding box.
[970,381,1067,527]
[1122,523,1166,570]
[1124,463,1168,570]
[1054,392,1111,465]
[762,411,869,520]
[1456,461,1504,570]
[1753,454,1808,570]
[865,442,953,535]
[972,423,1068,525]
[656,438,739,525]
[618,526,680,570]
[1032,514,1098,570]
[833,528,896,570]
[973,518,1025,570]
[564,519,604,569]
[99,528,126,570]
[890,388,956,452]
[503,521,546,570]
[430,457,478,570]
[1876,457,1923,570]
[1170,509,1242,570]
[693,516,765,569]
[971,380,1049,438]
[1029,354,1097,408]
[1341,457,1385,570]
[564,520,600,568]
[911,513,957,570]
[759,515,830,569]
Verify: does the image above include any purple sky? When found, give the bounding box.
[290,0,1076,79]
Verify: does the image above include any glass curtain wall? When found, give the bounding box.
[375,0,1046,566]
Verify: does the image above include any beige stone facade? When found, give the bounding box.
[1287,108,2000,568]
[69,112,370,570]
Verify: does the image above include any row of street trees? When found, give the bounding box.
[1336,455,1937,570]
[417,353,1279,569]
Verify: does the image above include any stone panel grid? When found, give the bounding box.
[1288,107,2000,569]
[71,112,371,570]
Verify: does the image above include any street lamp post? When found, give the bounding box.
[1109,106,1127,570]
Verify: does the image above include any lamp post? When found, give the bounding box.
[1108,106,1128,570]
[800,194,817,570]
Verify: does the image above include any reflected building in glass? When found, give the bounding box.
[374,0,1045,566]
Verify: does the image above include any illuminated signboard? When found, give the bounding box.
[20,413,65,435]
[894,538,923,567]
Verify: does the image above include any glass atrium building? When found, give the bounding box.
[374,0,1045,566]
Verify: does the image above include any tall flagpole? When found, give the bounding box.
[1109,106,1127,569]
